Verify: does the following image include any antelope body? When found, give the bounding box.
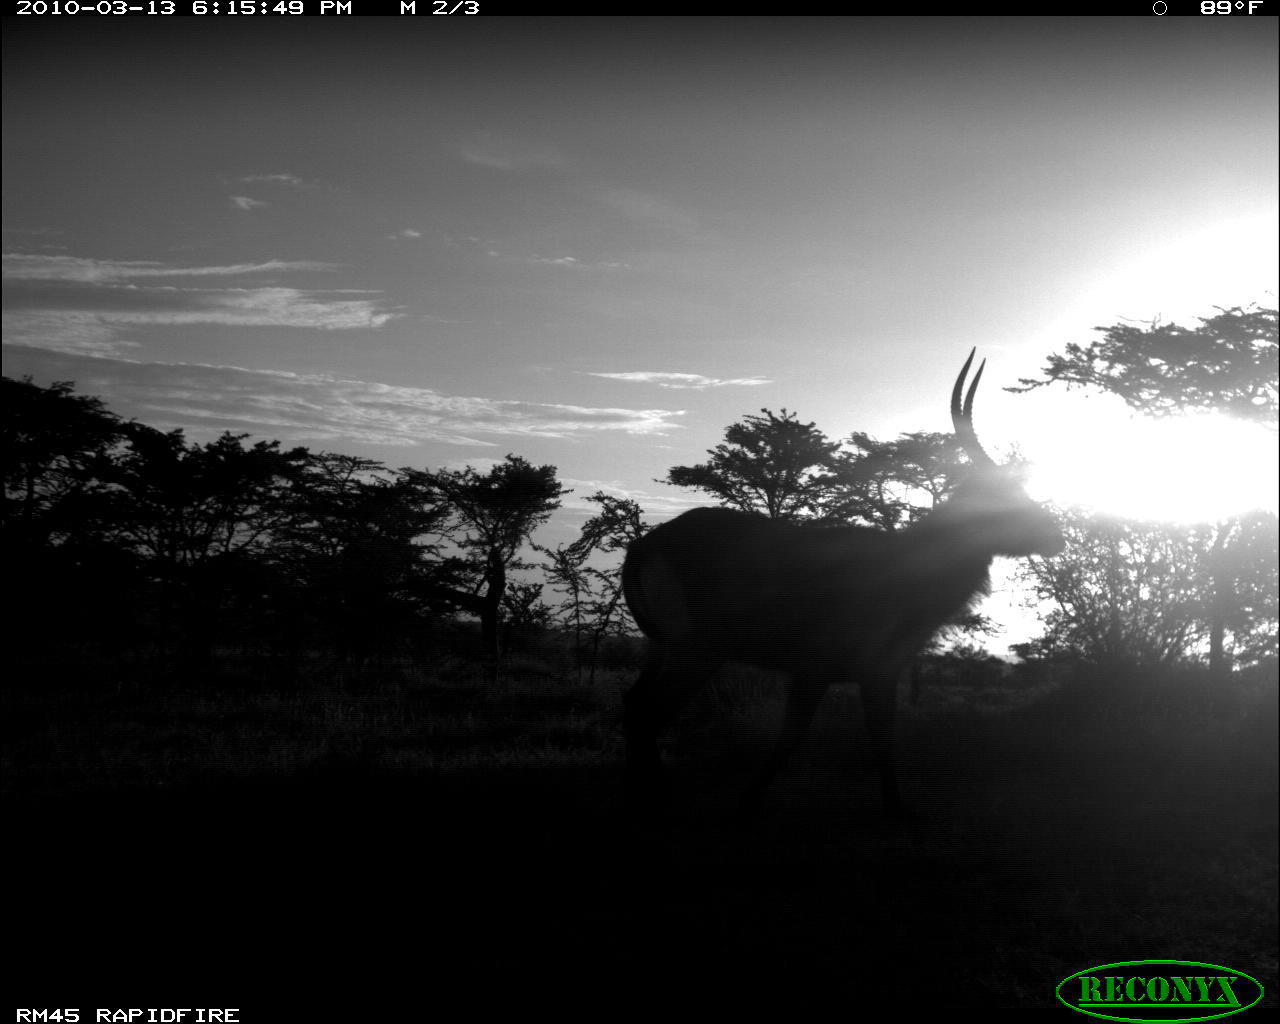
[621,351,1064,813]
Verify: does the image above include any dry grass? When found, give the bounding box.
[4,653,1275,1012]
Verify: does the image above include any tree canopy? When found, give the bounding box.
[1013,305,1279,672]
[1010,305,1278,427]
[662,408,840,521]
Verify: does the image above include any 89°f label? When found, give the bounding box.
[15,0,481,10]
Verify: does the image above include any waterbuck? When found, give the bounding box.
[621,350,1065,814]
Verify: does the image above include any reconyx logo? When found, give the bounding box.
[1056,961,1264,1022]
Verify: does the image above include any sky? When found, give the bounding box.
[4,17,1277,651]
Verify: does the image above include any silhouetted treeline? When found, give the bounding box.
[2,375,574,681]
[6,369,1276,687]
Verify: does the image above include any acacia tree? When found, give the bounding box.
[112,427,309,564]
[275,453,447,665]
[107,426,311,664]
[1013,305,1279,675]
[824,430,966,529]
[1010,305,1277,425]
[408,455,568,680]
[500,581,554,652]
[2,376,135,658]
[1,376,127,550]
[1022,511,1212,667]
[539,493,648,682]
[663,408,840,520]
[540,541,592,678]
[1202,510,1279,667]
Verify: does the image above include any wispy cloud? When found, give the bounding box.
[591,187,705,240]
[3,254,337,282]
[0,312,129,355]
[454,130,565,172]
[486,250,629,270]
[2,346,685,447]
[4,292,394,353]
[239,173,306,186]
[554,477,703,518]
[3,253,392,353]
[230,195,268,211]
[586,371,772,390]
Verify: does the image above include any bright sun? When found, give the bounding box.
[1021,394,1278,523]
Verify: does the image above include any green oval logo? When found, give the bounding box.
[1056,961,1264,1023]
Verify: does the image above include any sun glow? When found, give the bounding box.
[1068,213,1279,329]
[1022,395,1278,523]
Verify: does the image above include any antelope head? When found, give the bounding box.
[945,348,1065,559]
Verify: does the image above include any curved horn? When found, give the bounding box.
[951,348,995,466]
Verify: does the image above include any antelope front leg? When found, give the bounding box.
[738,676,828,818]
